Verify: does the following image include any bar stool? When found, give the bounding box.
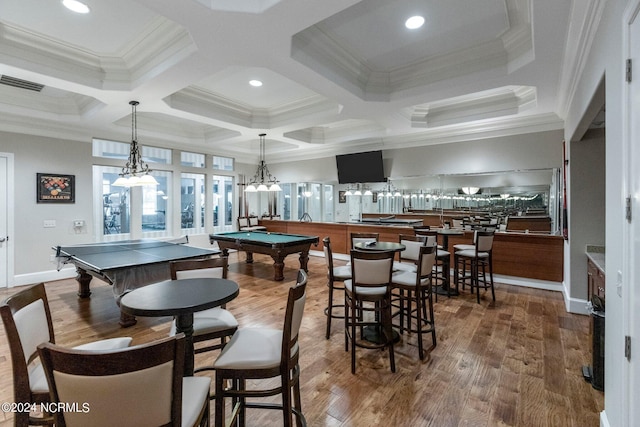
[454,230,495,303]
[414,229,453,299]
[345,249,396,374]
[391,245,437,359]
[323,237,351,339]
[392,234,426,272]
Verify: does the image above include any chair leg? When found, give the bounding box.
[344,293,350,352]
[382,297,395,373]
[325,280,334,339]
[292,365,304,427]
[489,256,495,301]
[474,260,481,304]
[215,375,226,427]
[281,372,293,427]
[415,288,424,360]
[351,297,357,374]
[427,287,436,347]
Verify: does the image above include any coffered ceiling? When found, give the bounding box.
[0,0,596,164]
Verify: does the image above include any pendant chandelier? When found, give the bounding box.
[461,186,480,195]
[245,133,281,192]
[112,101,158,187]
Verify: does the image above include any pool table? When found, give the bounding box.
[209,231,319,281]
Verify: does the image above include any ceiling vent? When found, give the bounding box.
[0,75,44,92]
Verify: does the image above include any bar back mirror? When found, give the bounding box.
[365,169,560,233]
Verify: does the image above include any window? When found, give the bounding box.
[181,173,205,232]
[94,166,131,237]
[323,184,334,222]
[213,175,234,231]
[213,156,234,171]
[141,171,171,235]
[142,146,171,165]
[297,183,321,221]
[181,152,205,168]
[93,139,130,160]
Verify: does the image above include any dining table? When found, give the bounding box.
[120,277,239,376]
[434,228,465,296]
[354,241,406,252]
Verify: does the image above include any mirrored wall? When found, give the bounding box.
[342,168,560,231]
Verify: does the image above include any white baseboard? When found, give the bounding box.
[12,266,77,288]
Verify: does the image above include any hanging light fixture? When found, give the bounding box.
[112,101,158,187]
[461,186,480,195]
[244,133,281,192]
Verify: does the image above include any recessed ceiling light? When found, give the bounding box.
[249,80,263,87]
[405,15,425,30]
[63,0,90,14]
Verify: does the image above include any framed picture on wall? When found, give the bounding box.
[37,173,75,203]
[338,190,347,203]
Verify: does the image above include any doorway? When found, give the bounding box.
[0,152,14,288]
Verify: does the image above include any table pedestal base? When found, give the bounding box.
[362,325,400,345]
[434,285,459,297]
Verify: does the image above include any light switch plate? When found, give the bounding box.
[43,220,56,228]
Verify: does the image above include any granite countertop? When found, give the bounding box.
[586,245,605,272]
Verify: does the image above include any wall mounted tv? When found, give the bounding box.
[335,150,386,184]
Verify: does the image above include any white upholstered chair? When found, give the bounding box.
[0,283,132,427]
[38,334,210,427]
[168,257,238,370]
[454,230,496,303]
[345,249,396,374]
[213,270,308,427]
[323,237,351,339]
[391,245,438,359]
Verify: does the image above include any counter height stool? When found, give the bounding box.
[414,229,453,299]
[454,230,496,303]
[345,249,396,374]
[391,245,438,359]
[213,271,308,427]
[323,237,351,339]
[392,234,426,272]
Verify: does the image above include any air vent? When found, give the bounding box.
[0,75,44,92]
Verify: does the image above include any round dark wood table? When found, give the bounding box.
[354,241,406,252]
[120,277,239,376]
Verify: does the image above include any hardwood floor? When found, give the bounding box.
[0,252,604,426]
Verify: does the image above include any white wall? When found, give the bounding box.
[568,129,606,303]
[0,131,94,282]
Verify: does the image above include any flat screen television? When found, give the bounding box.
[335,150,386,184]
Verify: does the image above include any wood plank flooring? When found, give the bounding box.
[0,252,604,426]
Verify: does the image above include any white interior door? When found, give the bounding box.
[0,153,12,288]
[626,4,640,426]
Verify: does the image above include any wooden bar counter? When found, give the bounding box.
[259,219,563,283]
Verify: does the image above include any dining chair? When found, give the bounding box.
[345,249,396,374]
[37,334,211,427]
[0,283,132,427]
[454,230,496,303]
[213,270,308,427]
[323,237,351,339]
[391,245,438,359]
[168,257,238,370]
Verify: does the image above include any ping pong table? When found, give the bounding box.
[55,239,220,326]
